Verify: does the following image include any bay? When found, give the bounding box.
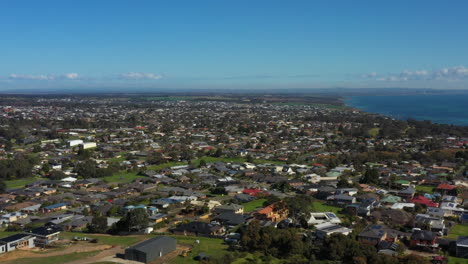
[344,94,468,126]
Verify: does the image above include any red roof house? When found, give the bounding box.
[411,196,439,207]
[243,189,263,196]
[435,183,456,191]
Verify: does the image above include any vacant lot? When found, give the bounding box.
[102,172,145,184]
[447,224,468,239]
[242,199,267,212]
[312,201,344,217]
[5,177,40,189]
[415,185,434,194]
[169,236,228,264]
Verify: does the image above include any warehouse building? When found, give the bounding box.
[124,236,176,263]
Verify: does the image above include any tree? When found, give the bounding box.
[42,163,50,174]
[199,159,207,168]
[283,195,315,220]
[360,168,379,184]
[32,145,42,153]
[0,179,6,193]
[48,170,66,180]
[112,208,149,233]
[77,148,92,159]
[4,141,13,151]
[74,159,98,178]
[107,206,120,217]
[271,181,292,193]
[147,152,166,165]
[87,215,108,233]
[214,148,223,157]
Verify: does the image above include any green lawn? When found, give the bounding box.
[242,199,267,212]
[5,177,41,189]
[368,128,380,138]
[61,232,142,246]
[446,224,468,239]
[0,231,20,237]
[4,251,100,264]
[147,161,187,171]
[231,253,283,264]
[448,256,468,264]
[102,171,145,184]
[170,236,228,264]
[312,201,344,217]
[415,185,434,194]
[108,151,130,162]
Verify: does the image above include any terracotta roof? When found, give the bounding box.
[410,196,439,207]
[436,183,456,190]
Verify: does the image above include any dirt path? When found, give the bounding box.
[0,243,112,263]
[64,246,126,264]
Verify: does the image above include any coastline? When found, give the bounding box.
[343,95,468,127]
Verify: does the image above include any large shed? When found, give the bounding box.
[124,236,176,263]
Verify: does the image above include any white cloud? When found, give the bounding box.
[370,66,468,82]
[62,73,79,79]
[8,73,80,81]
[120,72,163,80]
[9,73,55,80]
[361,72,377,78]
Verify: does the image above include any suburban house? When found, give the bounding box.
[214,212,249,226]
[315,222,352,239]
[0,234,36,253]
[456,236,468,258]
[307,212,341,226]
[29,225,62,246]
[414,214,447,235]
[170,221,224,237]
[254,204,288,222]
[124,236,176,263]
[213,204,244,215]
[358,225,403,246]
[409,230,438,251]
[397,188,415,201]
[40,203,68,213]
[410,196,439,208]
[326,194,356,207]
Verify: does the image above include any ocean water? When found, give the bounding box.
[344,94,468,126]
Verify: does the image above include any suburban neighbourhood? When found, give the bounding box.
[0,94,466,264]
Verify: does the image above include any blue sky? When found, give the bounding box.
[1,0,468,90]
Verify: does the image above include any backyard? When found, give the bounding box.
[242,199,267,212]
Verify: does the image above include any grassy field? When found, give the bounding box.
[448,256,468,264]
[0,231,20,237]
[415,185,434,194]
[446,224,468,239]
[108,151,130,162]
[368,127,380,138]
[242,199,267,212]
[312,201,344,216]
[5,251,100,264]
[231,253,283,264]
[5,177,41,189]
[61,232,143,246]
[169,236,228,264]
[102,171,146,184]
[147,161,187,171]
